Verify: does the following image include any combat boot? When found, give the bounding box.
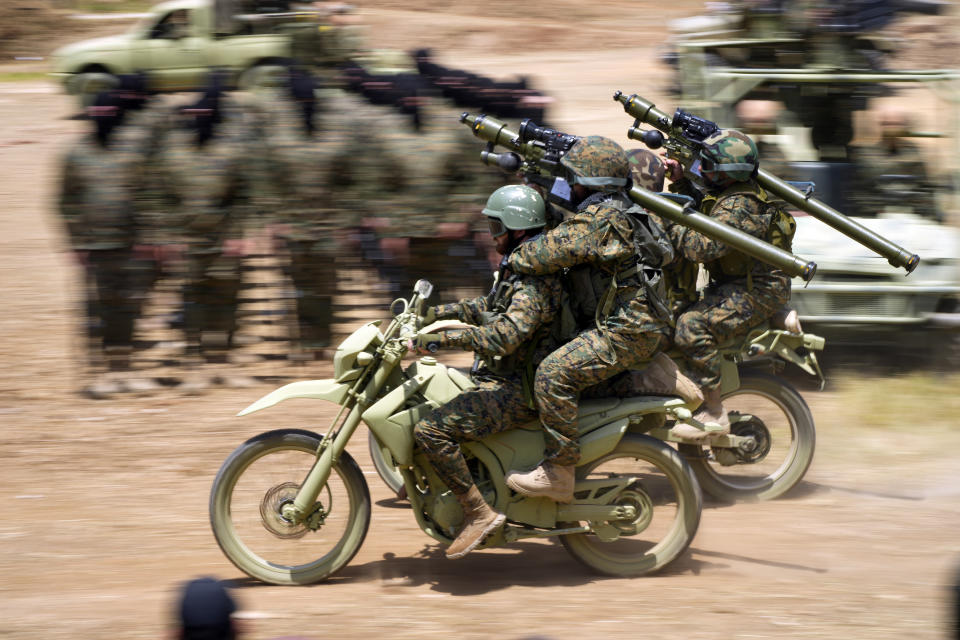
[83,348,130,399]
[506,461,575,503]
[83,372,124,400]
[446,485,506,560]
[674,386,730,441]
[631,353,704,406]
[178,356,211,395]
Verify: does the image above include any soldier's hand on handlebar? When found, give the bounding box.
[408,334,442,354]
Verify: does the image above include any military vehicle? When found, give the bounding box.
[662,0,960,359]
[49,0,356,95]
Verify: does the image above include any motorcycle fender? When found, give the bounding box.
[363,372,436,467]
[578,418,630,466]
[236,379,350,417]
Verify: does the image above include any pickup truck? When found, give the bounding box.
[49,0,355,95]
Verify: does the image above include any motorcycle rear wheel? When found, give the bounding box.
[679,371,816,502]
[560,434,701,576]
[210,429,371,585]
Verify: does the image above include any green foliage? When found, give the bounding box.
[71,1,154,12]
[832,372,960,430]
[0,72,50,82]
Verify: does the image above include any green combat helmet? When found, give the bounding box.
[699,128,759,188]
[560,135,630,192]
[481,184,546,236]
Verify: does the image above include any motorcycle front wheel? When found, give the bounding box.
[678,371,816,502]
[210,429,371,585]
[560,434,702,576]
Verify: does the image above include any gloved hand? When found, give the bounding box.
[409,333,443,354]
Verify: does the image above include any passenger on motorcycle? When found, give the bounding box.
[409,184,564,559]
[662,128,795,436]
[503,136,698,502]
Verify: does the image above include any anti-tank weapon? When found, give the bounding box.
[613,91,921,274]
[459,111,817,282]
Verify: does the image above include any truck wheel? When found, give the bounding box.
[71,70,120,111]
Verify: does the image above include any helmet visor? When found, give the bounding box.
[486,217,508,238]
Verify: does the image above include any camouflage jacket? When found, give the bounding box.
[152,97,258,249]
[378,100,489,239]
[505,191,671,348]
[669,178,791,294]
[430,244,563,376]
[58,121,155,251]
[851,140,936,217]
[248,87,363,244]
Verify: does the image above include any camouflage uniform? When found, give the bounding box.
[154,92,258,361]
[376,95,493,304]
[627,148,666,192]
[668,129,793,392]
[507,193,672,466]
[851,139,936,218]
[669,181,792,390]
[413,252,562,496]
[249,75,362,353]
[58,96,157,370]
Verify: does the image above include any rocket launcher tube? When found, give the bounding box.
[460,110,817,282]
[627,186,817,282]
[756,169,920,273]
[613,91,920,274]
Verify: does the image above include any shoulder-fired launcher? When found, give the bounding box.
[460,111,817,282]
[613,91,920,274]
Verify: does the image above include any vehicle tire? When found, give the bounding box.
[367,431,405,495]
[73,68,120,110]
[210,429,371,585]
[236,59,292,90]
[560,434,702,576]
[678,371,816,502]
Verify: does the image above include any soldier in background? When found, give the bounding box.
[154,74,259,392]
[58,87,160,399]
[367,73,489,304]
[248,66,362,361]
[851,105,938,219]
[735,99,794,180]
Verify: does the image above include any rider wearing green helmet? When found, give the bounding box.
[411,184,564,560]
[503,135,695,502]
[664,127,795,436]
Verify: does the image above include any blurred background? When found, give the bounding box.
[1,1,959,639]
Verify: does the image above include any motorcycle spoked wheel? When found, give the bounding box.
[678,371,816,503]
[560,434,702,577]
[210,429,371,585]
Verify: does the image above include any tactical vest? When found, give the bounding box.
[475,268,557,407]
[700,182,796,285]
[563,193,675,335]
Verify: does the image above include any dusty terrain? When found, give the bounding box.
[2,2,960,639]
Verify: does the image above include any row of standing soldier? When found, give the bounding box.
[57,63,532,399]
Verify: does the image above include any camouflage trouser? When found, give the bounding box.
[183,248,242,357]
[84,249,156,355]
[674,281,788,390]
[413,375,537,496]
[535,322,668,466]
[287,240,337,349]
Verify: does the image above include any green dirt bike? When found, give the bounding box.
[210,280,703,585]
[370,310,826,504]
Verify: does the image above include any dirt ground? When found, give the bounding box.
[2,2,960,639]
